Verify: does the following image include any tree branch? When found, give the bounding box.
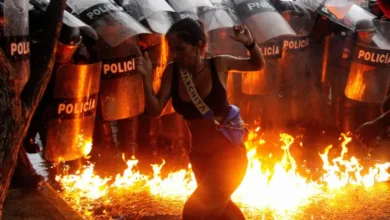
[0,0,67,217]
[21,0,67,109]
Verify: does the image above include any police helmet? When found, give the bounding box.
[355,19,376,32]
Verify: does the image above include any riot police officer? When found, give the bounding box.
[341,18,383,134]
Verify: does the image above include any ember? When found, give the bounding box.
[55,129,390,219]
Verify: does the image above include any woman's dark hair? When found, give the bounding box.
[167,18,207,49]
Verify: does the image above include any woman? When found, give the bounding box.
[136,18,265,219]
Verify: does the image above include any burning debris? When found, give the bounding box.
[53,130,390,219]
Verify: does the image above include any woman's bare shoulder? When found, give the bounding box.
[161,60,175,81]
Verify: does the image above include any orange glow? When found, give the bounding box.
[152,35,174,115]
[152,35,169,93]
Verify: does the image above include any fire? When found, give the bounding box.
[320,134,390,189]
[232,133,322,212]
[56,164,111,200]
[147,162,196,199]
[55,129,390,218]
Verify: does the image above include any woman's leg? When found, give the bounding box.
[183,147,248,220]
[220,200,246,220]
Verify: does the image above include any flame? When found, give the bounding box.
[55,129,390,218]
[56,164,111,200]
[232,133,321,212]
[320,134,390,189]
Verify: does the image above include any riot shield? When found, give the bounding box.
[168,0,214,12]
[242,40,283,94]
[373,19,390,49]
[167,0,214,21]
[45,62,102,162]
[208,28,248,58]
[277,2,313,91]
[2,0,30,95]
[275,0,314,35]
[95,37,145,121]
[277,35,311,89]
[345,19,390,103]
[30,0,98,40]
[206,1,247,58]
[233,0,296,43]
[344,43,390,103]
[336,4,376,30]
[67,0,150,47]
[119,0,175,34]
[198,0,241,31]
[299,1,376,31]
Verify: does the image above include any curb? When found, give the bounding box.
[39,182,85,220]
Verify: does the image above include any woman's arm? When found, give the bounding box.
[215,25,265,73]
[215,43,265,72]
[137,51,173,118]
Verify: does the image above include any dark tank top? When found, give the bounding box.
[171,58,229,120]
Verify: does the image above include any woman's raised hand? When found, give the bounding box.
[135,47,153,77]
[229,24,254,46]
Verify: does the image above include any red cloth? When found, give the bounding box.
[377,0,390,18]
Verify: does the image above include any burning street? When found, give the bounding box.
[3,0,390,219]
[53,130,390,219]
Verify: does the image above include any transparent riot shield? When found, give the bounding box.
[373,20,390,49]
[45,62,102,162]
[168,0,214,12]
[2,0,30,95]
[95,36,145,121]
[198,0,241,31]
[345,44,390,103]
[299,1,376,31]
[208,28,248,57]
[278,35,311,89]
[167,0,214,21]
[119,0,175,34]
[233,0,296,43]
[277,3,313,92]
[242,40,283,95]
[206,1,246,58]
[345,20,390,104]
[337,4,376,30]
[30,0,98,40]
[67,0,150,47]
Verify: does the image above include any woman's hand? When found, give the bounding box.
[136,48,153,77]
[229,25,254,46]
